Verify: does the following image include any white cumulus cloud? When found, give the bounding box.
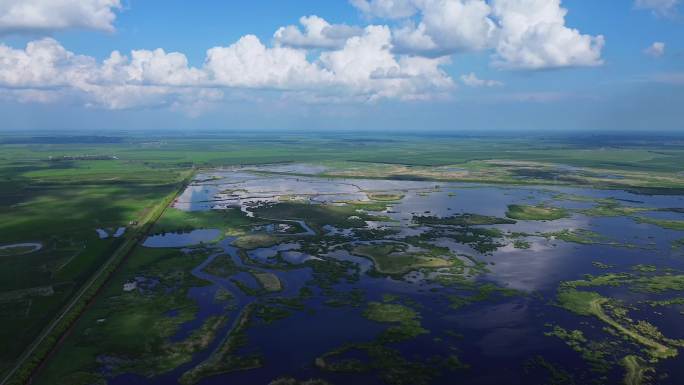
[0,27,455,110]
[321,25,453,100]
[205,35,332,89]
[0,38,220,109]
[0,2,608,112]
[274,15,363,50]
[0,0,121,35]
[491,0,604,69]
[393,0,496,56]
[351,0,605,69]
[644,41,665,57]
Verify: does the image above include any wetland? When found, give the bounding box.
[3,132,684,385]
[31,164,684,385]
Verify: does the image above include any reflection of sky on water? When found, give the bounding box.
[172,167,684,296]
[143,229,221,247]
[485,241,584,292]
[247,242,306,264]
[242,163,329,175]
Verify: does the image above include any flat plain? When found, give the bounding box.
[2,132,684,385]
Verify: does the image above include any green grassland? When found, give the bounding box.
[3,132,684,190]
[153,207,257,235]
[253,201,384,235]
[367,192,405,201]
[506,204,569,221]
[352,243,454,275]
[252,272,282,292]
[33,246,216,384]
[178,305,261,385]
[0,145,190,378]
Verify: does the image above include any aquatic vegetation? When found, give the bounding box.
[581,202,649,217]
[673,238,684,249]
[621,355,654,385]
[513,239,531,249]
[632,264,657,273]
[367,192,405,201]
[631,274,684,293]
[546,229,608,245]
[254,202,381,234]
[523,356,575,385]
[557,288,680,361]
[179,305,262,385]
[353,243,452,275]
[592,261,615,269]
[363,302,428,342]
[645,298,684,307]
[306,258,360,290]
[252,272,281,292]
[560,273,632,290]
[316,343,441,385]
[562,271,684,294]
[633,216,684,231]
[48,313,231,385]
[203,254,240,277]
[506,204,569,221]
[556,289,604,316]
[443,355,469,370]
[553,193,614,204]
[544,325,613,373]
[364,302,421,324]
[342,200,395,213]
[407,225,507,255]
[232,234,279,249]
[578,201,684,231]
[317,299,452,385]
[412,213,515,226]
[447,283,521,310]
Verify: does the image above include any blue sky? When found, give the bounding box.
[0,0,682,132]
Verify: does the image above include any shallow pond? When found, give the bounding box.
[143,229,222,248]
[0,242,43,255]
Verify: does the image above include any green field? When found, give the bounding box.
[0,141,192,379]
